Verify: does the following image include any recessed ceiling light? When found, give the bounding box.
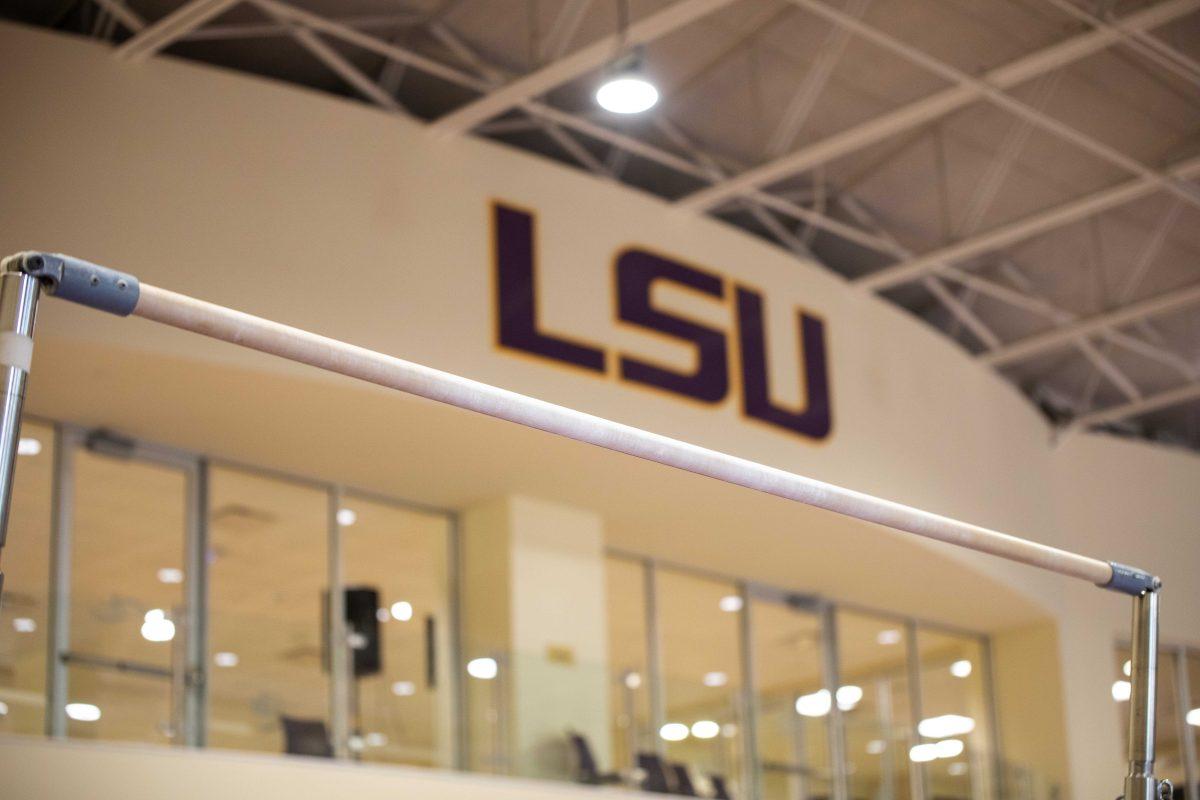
[12,617,35,633]
[66,702,101,722]
[950,659,972,678]
[391,681,416,697]
[795,689,832,717]
[1187,708,1200,727]
[703,671,728,688]
[1123,660,1132,677]
[336,508,357,527]
[624,671,642,689]
[690,720,720,739]
[467,657,498,680]
[659,722,689,742]
[918,714,975,738]
[909,743,938,763]
[836,685,863,710]
[365,731,388,747]
[866,739,886,755]
[17,437,41,456]
[376,607,390,623]
[157,567,184,585]
[876,629,902,646]
[948,761,969,776]
[0,700,7,716]
[934,739,964,758]
[390,601,413,622]
[718,595,743,613]
[1112,680,1132,702]
[140,609,175,643]
[213,652,239,668]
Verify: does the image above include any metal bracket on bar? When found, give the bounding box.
[1100,561,1161,596]
[3,251,139,316]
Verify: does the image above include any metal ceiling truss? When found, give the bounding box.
[82,0,1200,443]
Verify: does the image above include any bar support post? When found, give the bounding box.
[0,262,40,605]
[1125,587,1166,800]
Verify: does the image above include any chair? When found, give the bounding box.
[638,752,673,793]
[567,732,621,785]
[709,774,732,800]
[280,716,333,758]
[669,763,698,796]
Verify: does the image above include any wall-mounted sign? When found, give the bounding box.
[492,202,832,441]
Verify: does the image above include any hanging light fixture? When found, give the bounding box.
[595,1,659,114]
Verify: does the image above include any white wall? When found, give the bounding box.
[0,735,643,800]
[0,22,1197,798]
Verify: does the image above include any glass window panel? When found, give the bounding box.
[838,610,915,800]
[606,555,650,774]
[0,421,54,735]
[751,599,829,800]
[917,630,993,800]
[207,466,327,754]
[68,446,187,744]
[659,569,743,797]
[340,492,451,768]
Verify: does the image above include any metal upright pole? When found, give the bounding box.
[0,260,40,606]
[1125,588,1166,800]
[328,485,350,759]
[737,581,761,800]
[820,602,849,800]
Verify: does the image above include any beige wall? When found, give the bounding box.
[0,735,643,800]
[0,21,1197,798]
[992,621,1071,797]
[461,496,611,779]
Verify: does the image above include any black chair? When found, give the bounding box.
[638,752,673,794]
[670,763,698,796]
[280,716,333,758]
[567,732,621,785]
[709,774,732,800]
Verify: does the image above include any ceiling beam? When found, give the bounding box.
[837,195,1001,349]
[655,119,816,259]
[237,0,894,254]
[1044,0,1200,88]
[251,0,491,89]
[1068,381,1200,431]
[675,0,1200,211]
[430,0,741,134]
[91,0,145,32]
[182,14,423,41]
[855,153,1200,292]
[539,0,595,64]
[980,282,1200,368]
[783,0,1200,212]
[286,25,404,112]
[764,0,870,158]
[114,0,242,61]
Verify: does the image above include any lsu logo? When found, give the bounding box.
[492,202,832,442]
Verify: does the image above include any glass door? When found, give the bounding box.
[748,589,835,800]
[54,427,203,745]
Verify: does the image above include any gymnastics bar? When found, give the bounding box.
[0,251,1168,800]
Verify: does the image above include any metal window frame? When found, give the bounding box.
[44,421,206,744]
[32,414,462,765]
[606,548,1002,800]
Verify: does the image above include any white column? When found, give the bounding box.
[460,495,611,780]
